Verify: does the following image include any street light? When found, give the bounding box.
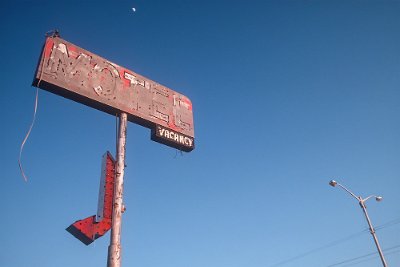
[329,180,388,267]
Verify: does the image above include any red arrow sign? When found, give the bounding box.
[66,152,116,245]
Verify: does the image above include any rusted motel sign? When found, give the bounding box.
[33,36,194,151]
[32,34,194,267]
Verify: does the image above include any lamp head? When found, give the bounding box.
[375,196,383,202]
[329,180,337,187]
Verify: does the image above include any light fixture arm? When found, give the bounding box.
[363,195,377,202]
[335,182,359,201]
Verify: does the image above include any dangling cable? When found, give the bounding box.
[19,33,48,182]
[174,149,183,159]
[19,88,39,182]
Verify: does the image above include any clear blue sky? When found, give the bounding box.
[1,1,399,266]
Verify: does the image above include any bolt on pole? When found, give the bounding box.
[107,112,128,267]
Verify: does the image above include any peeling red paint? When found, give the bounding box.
[43,38,54,58]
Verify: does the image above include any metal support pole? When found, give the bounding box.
[359,200,388,267]
[330,180,388,267]
[107,112,128,267]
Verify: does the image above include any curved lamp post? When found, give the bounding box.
[329,180,388,267]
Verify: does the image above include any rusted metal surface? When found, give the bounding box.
[33,36,194,151]
[66,152,116,245]
[96,152,116,223]
[107,113,127,267]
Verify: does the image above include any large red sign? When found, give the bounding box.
[33,36,194,151]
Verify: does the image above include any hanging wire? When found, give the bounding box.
[375,218,400,231]
[18,31,49,182]
[337,248,400,267]
[326,244,400,267]
[174,149,184,159]
[268,217,400,267]
[19,88,39,182]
